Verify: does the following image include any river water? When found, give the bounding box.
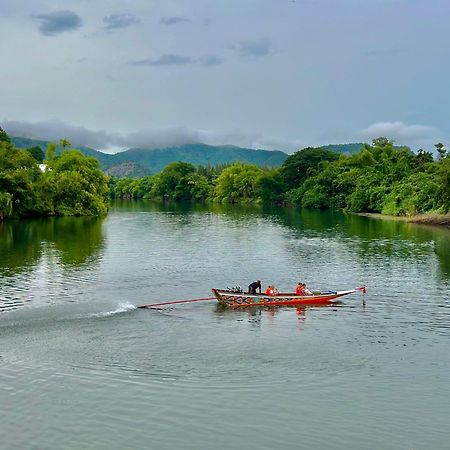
[1,201,449,450]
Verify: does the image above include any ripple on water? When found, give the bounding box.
[1,207,450,450]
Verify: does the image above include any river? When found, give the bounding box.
[1,201,449,450]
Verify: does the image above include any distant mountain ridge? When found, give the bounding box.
[321,143,365,154]
[11,137,289,174]
[11,136,364,177]
[112,144,288,173]
[11,137,115,166]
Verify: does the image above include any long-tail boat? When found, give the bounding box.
[211,287,366,308]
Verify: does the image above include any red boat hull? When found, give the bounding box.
[212,288,361,308]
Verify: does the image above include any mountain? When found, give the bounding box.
[11,137,116,167]
[110,144,288,173]
[104,162,150,178]
[11,136,371,176]
[321,143,365,154]
[11,138,289,173]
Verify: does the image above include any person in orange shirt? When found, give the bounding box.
[295,282,305,295]
[265,285,278,296]
[296,282,312,295]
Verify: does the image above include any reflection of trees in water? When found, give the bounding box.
[255,207,450,281]
[112,199,266,227]
[112,200,450,280]
[0,221,43,276]
[345,218,450,280]
[429,230,450,279]
[0,216,105,276]
[46,216,105,267]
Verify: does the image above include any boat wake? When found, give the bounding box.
[89,302,137,318]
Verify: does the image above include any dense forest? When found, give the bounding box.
[1,127,449,221]
[0,128,109,220]
[111,137,450,217]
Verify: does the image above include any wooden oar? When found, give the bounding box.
[137,297,215,309]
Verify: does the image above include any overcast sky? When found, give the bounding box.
[1,0,449,153]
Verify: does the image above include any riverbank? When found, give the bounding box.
[357,212,450,228]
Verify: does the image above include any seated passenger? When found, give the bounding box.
[265,285,278,296]
[295,282,305,295]
[265,285,274,295]
[296,282,312,296]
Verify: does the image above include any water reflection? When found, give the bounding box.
[213,302,344,328]
[0,220,42,276]
[0,217,105,276]
[112,200,450,280]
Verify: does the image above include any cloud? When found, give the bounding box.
[32,10,82,36]
[160,17,189,25]
[103,12,141,30]
[2,120,300,152]
[2,120,119,150]
[121,127,296,151]
[6,118,442,155]
[131,54,194,66]
[131,54,224,67]
[233,38,272,57]
[358,121,443,150]
[199,55,224,66]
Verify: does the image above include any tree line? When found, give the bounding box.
[111,137,449,217]
[0,128,109,220]
[1,126,449,221]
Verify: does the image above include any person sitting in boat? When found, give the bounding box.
[265,285,278,296]
[296,282,312,296]
[248,280,262,294]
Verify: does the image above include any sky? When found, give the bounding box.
[1,0,449,153]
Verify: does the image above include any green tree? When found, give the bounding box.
[43,150,109,216]
[0,138,42,217]
[382,172,441,216]
[60,138,71,149]
[256,169,285,203]
[26,146,45,163]
[280,147,339,191]
[47,142,56,161]
[151,162,196,200]
[414,149,434,168]
[436,157,450,212]
[0,191,13,221]
[213,162,264,203]
[435,142,447,160]
[0,127,11,144]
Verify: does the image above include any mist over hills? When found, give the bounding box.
[11,136,365,178]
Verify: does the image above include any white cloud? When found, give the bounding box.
[2,119,302,153]
[358,121,443,150]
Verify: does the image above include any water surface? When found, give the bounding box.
[1,202,449,449]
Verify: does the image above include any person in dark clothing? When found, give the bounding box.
[248,280,262,294]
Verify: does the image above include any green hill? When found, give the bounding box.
[11,138,289,173]
[321,143,365,154]
[12,136,373,175]
[11,137,115,167]
[104,162,150,178]
[111,144,288,173]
